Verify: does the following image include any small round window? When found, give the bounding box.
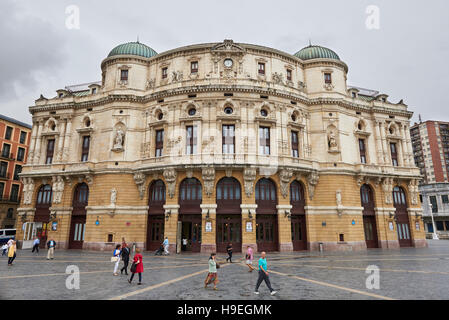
[188,108,196,116]
[157,112,163,120]
[260,109,268,117]
[224,107,233,115]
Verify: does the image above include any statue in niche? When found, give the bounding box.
[328,130,338,151]
[112,127,125,151]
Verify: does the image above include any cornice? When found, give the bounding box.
[29,84,413,118]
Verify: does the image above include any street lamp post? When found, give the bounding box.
[429,202,439,240]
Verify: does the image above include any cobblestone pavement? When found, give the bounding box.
[1,240,449,300]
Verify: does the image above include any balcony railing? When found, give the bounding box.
[0,196,21,204]
[0,152,15,161]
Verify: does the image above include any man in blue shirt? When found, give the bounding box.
[31,237,40,254]
[163,237,169,255]
[254,251,277,295]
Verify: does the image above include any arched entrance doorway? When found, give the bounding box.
[393,186,412,247]
[34,185,53,248]
[361,184,379,248]
[69,183,89,249]
[147,180,166,251]
[216,177,242,253]
[179,178,202,252]
[255,178,278,252]
[290,180,307,251]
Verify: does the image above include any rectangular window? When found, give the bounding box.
[0,182,4,199]
[17,147,25,162]
[258,62,265,75]
[436,221,444,231]
[2,144,11,158]
[155,129,164,157]
[5,126,13,140]
[0,162,7,178]
[46,139,55,164]
[10,184,19,202]
[81,136,90,162]
[162,67,168,79]
[390,142,398,166]
[359,139,367,164]
[222,125,235,154]
[430,196,438,213]
[13,165,21,181]
[259,127,270,155]
[92,88,96,94]
[186,126,197,155]
[20,131,27,144]
[120,69,128,81]
[291,131,299,158]
[191,61,198,74]
[324,73,332,84]
[286,69,292,81]
[442,195,449,204]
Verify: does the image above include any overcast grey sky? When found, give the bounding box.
[1,0,448,125]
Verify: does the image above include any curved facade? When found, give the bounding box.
[16,39,426,252]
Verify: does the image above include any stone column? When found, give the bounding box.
[400,124,408,166]
[56,120,67,162]
[163,204,179,253]
[379,121,389,165]
[62,117,72,162]
[277,204,293,252]
[33,121,44,164]
[27,123,38,165]
[374,120,384,165]
[200,204,217,253]
[405,124,413,167]
[241,204,257,252]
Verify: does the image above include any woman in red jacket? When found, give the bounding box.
[128,248,144,285]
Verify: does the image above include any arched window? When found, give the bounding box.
[393,186,407,206]
[255,178,277,202]
[36,185,52,205]
[360,184,374,205]
[290,180,305,214]
[179,178,202,202]
[149,180,166,203]
[73,183,89,207]
[216,177,241,201]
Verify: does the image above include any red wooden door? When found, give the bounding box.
[216,215,242,253]
[393,187,412,247]
[69,184,88,249]
[146,215,165,251]
[291,215,307,251]
[361,184,379,248]
[256,214,278,252]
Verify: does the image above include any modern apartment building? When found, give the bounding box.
[411,120,449,238]
[0,114,32,228]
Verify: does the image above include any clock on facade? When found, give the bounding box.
[224,58,233,68]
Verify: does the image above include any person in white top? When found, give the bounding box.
[112,244,121,276]
[163,237,169,255]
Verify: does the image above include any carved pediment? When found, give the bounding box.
[211,40,246,55]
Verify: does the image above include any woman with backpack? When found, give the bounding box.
[128,248,143,285]
[112,244,121,276]
[204,253,219,290]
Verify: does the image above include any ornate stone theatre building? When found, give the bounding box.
[16,40,426,252]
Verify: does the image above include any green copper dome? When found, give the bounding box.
[107,42,158,58]
[294,45,340,61]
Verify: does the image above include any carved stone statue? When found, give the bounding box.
[110,188,117,206]
[243,167,257,197]
[202,167,215,197]
[328,131,338,151]
[22,177,35,205]
[133,172,146,199]
[52,176,65,204]
[163,168,177,198]
[279,169,293,198]
[114,128,125,149]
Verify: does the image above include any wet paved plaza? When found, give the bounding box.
[1,240,449,300]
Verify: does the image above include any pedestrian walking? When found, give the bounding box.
[204,253,219,290]
[120,243,130,275]
[226,243,233,263]
[7,241,17,266]
[47,239,56,260]
[163,237,169,255]
[128,248,143,285]
[245,246,256,272]
[112,244,121,276]
[31,237,40,254]
[254,251,277,295]
[1,244,8,256]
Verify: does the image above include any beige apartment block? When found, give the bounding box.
[15,40,426,252]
